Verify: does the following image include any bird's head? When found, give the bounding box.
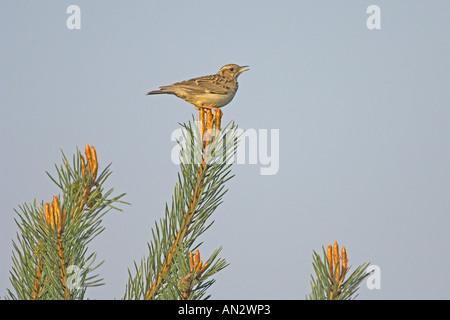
[218,64,249,79]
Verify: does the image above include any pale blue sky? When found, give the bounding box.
[1,1,449,299]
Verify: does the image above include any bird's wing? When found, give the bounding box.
[169,75,234,95]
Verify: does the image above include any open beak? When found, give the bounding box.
[238,65,249,74]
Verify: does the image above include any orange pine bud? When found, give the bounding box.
[333,241,339,268]
[215,109,223,130]
[44,202,51,224]
[90,146,98,178]
[200,261,209,274]
[189,252,194,270]
[327,245,332,267]
[333,241,340,282]
[52,196,61,231]
[80,155,86,176]
[53,196,59,213]
[327,245,333,278]
[195,250,200,266]
[50,202,56,230]
[85,143,91,163]
[342,247,347,272]
[199,109,206,138]
[206,109,213,131]
[196,260,203,272]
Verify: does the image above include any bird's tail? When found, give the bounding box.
[146,90,165,95]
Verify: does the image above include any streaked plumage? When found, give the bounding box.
[146,64,248,110]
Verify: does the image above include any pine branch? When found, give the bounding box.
[42,197,70,299]
[308,241,372,300]
[124,109,238,300]
[144,139,208,300]
[8,144,126,300]
[32,254,44,299]
[177,250,210,300]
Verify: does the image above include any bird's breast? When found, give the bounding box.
[184,91,236,108]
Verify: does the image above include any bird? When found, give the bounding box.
[146,64,249,112]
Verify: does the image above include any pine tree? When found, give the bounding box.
[6,109,239,300]
[6,109,374,301]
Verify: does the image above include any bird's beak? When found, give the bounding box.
[238,65,249,74]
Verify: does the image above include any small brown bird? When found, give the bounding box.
[146,64,248,112]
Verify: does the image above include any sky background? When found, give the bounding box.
[1,1,449,299]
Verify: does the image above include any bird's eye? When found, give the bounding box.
[229,68,234,72]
